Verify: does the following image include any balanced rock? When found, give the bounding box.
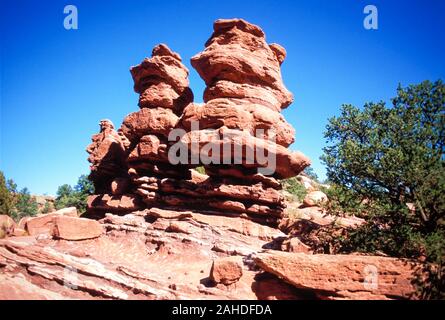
[130,43,193,114]
[191,18,293,111]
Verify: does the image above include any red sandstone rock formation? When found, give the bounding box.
[174,18,310,223]
[254,251,420,300]
[87,44,194,216]
[86,20,309,223]
[0,208,422,300]
[86,119,128,194]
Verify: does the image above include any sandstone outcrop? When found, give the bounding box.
[0,207,422,300]
[173,18,309,223]
[52,216,103,240]
[0,208,306,300]
[86,119,128,194]
[86,19,310,224]
[25,208,78,236]
[87,44,194,216]
[0,20,424,301]
[254,251,420,300]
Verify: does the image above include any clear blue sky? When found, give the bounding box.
[1,0,444,195]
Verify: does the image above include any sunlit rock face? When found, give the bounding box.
[86,19,310,225]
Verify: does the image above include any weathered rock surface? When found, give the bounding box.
[0,215,16,238]
[86,119,128,193]
[121,108,179,142]
[0,208,312,300]
[181,99,295,147]
[87,194,144,217]
[0,208,422,300]
[191,18,293,111]
[210,257,243,285]
[53,216,103,240]
[179,127,310,179]
[86,19,310,223]
[130,44,193,114]
[302,191,328,207]
[254,251,420,300]
[25,208,78,236]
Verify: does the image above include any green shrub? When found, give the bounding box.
[321,80,445,298]
[0,171,14,215]
[195,166,206,175]
[55,175,94,214]
[12,188,39,221]
[282,177,307,202]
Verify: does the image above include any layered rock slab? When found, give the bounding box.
[0,208,309,300]
[254,251,420,300]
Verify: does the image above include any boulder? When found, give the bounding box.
[281,237,312,253]
[54,207,78,217]
[120,108,179,142]
[191,18,293,110]
[302,191,328,207]
[52,216,103,240]
[297,175,317,191]
[254,251,419,300]
[210,256,243,285]
[25,209,78,236]
[0,215,16,238]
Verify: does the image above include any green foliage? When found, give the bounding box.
[321,80,445,298]
[55,175,94,214]
[322,184,367,217]
[41,201,52,214]
[282,177,307,202]
[12,188,39,221]
[195,166,206,175]
[0,171,14,215]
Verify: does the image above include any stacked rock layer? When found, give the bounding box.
[177,19,310,222]
[86,19,310,225]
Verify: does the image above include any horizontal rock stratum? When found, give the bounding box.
[254,251,420,300]
[0,208,422,300]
